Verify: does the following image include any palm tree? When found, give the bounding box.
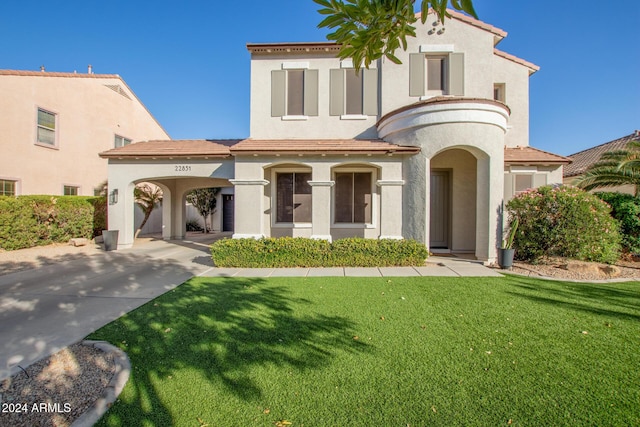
[134,183,163,237]
[575,141,640,197]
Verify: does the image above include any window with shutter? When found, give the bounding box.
[409,52,464,97]
[271,69,318,118]
[329,68,378,117]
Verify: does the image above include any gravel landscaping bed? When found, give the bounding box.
[0,342,115,427]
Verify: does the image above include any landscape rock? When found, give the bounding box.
[599,265,621,277]
[69,238,90,247]
[561,262,602,276]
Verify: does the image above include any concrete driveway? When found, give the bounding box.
[0,233,226,380]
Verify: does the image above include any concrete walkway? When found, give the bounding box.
[0,234,500,380]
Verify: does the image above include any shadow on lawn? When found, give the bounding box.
[92,277,369,426]
[506,276,640,321]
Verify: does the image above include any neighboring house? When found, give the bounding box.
[0,68,170,197]
[563,130,640,195]
[100,9,570,263]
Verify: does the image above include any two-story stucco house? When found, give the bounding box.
[100,10,570,263]
[0,69,170,197]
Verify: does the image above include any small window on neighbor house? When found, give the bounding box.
[64,186,79,196]
[335,172,372,223]
[514,174,533,194]
[37,108,56,145]
[114,135,132,148]
[276,172,312,223]
[1,180,16,196]
[494,83,506,102]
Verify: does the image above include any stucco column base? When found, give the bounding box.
[230,179,268,239]
[309,179,334,241]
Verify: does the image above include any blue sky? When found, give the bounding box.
[1,1,638,156]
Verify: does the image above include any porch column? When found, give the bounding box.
[309,164,333,241]
[229,179,268,239]
[377,180,405,239]
[106,172,135,249]
[475,154,503,264]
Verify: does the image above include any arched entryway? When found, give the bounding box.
[429,148,477,253]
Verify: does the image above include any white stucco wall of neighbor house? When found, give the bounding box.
[0,72,169,196]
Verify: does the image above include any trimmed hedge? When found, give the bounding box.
[506,185,621,263]
[210,237,429,267]
[596,192,640,254]
[0,195,107,251]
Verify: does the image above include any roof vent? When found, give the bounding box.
[88,64,93,74]
[40,65,45,72]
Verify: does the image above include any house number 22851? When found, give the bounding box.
[175,165,191,172]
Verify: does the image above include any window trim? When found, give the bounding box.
[35,107,59,149]
[332,167,377,228]
[271,168,313,228]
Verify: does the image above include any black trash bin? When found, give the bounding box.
[102,230,119,251]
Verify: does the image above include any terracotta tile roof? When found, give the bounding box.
[230,139,420,155]
[99,140,239,159]
[493,49,540,74]
[505,146,572,165]
[99,139,420,158]
[0,69,120,79]
[564,131,640,177]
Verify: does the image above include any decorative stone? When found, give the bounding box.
[599,265,621,277]
[561,262,601,275]
[69,238,89,247]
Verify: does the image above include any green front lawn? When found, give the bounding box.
[89,276,640,426]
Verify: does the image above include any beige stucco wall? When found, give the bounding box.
[249,55,378,140]
[232,154,406,241]
[0,73,169,196]
[249,15,534,147]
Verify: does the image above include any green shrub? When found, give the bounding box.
[0,195,107,251]
[595,192,640,254]
[210,237,428,268]
[506,185,621,263]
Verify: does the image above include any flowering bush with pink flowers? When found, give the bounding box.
[506,185,621,263]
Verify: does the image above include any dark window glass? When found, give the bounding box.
[335,172,372,223]
[276,172,312,223]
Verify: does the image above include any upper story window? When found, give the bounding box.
[271,67,319,118]
[409,52,464,98]
[1,179,16,196]
[114,135,132,148]
[63,185,79,196]
[330,68,378,117]
[334,172,372,224]
[494,83,506,102]
[276,171,312,223]
[36,108,57,146]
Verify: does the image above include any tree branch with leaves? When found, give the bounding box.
[314,0,477,70]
